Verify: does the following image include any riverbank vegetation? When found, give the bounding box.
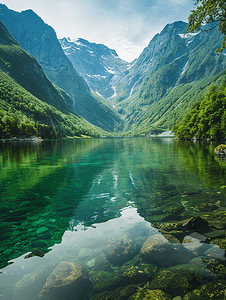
[172,83,226,141]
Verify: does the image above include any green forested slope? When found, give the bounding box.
[114,22,226,136]
[0,20,104,139]
[0,70,103,138]
[172,83,226,141]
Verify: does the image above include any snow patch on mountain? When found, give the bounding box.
[109,85,117,99]
[104,66,115,74]
[181,61,189,75]
[179,32,200,38]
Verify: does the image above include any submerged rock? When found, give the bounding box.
[75,248,107,271]
[204,245,226,260]
[118,257,157,285]
[89,270,121,293]
[148,262,213,298]
[182,216,209,231]
[140,234,194,267]
[38,261,93,300]
[24,248,47,258]
[15,262,57,300]
[182,233,211,256]
[105,235,141,266]
[184,281,226,299]
[90,283,143,300]
[89,256,156,293]
[129,288,171,299]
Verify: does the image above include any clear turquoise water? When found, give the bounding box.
[0,138,226,299]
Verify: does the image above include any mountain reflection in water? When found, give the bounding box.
[1,138,226,300]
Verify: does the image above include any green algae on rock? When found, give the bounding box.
[184,281,226,299]
[90,283,144,300]
[128,288,171,300]
[89,256,157,293]
[105,235,141,266]
[88,270,121,293]
[118,256,157,285]
[148,261,214,298]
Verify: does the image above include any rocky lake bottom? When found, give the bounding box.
[1,138,226,299]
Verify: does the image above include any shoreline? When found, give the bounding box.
[0,136,43,142]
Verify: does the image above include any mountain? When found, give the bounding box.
[113,21,226,135]
[0,4,122,132]
[0,19,104,139]
[59,37,129,99]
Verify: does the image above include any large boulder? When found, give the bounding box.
[105,235,141,266]
[38,261,93,300]
[140,234,194,267]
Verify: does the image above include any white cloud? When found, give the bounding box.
[2,0,194,61]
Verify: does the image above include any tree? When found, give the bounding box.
[186,0,226,52]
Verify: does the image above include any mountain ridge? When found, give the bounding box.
[0,4,122,132]
[59,37,129,99]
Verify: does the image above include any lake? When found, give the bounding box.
[1,137,226,299]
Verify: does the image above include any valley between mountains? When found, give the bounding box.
[0,3,226,139]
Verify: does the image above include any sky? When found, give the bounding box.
[2,0,194,62]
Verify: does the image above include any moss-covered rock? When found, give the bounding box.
[203,211,226,230]
[128,288,171,300]
[105,235,141,266]
[88,270,121,293]
[90,284,143,300]
[181,216,209,231]
[152,222,185,242]
[184,281,226,299]
[89,256,157,293]
[203,257,226,280]
[210,238,226,251]
[148,260,214,298]
[118,256,157,285]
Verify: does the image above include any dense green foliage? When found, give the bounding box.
[0,70,104,139]
[172,84,226,140]
[187,0,226,52]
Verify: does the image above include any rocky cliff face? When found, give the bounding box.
[0,19,73,112]
[0,4,122,132]
[0,4,89,103]
[115,21,226,102]
[59,37,129,99]
[107,21,226,135]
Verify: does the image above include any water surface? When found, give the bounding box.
[1,138,226,299]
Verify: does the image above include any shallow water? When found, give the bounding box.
[0,138,226,299]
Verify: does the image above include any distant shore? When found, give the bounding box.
[0,136,43,142]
